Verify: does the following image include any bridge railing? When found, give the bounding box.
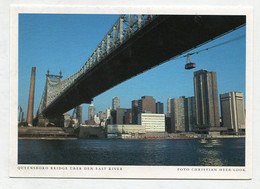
[38,14,157,115]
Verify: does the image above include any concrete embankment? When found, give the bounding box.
[18,127,78,140]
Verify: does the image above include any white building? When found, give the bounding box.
[94,115,100,125]
[88,104,95,120]
[106,124,146,139]
[220,92,245,134]
[138,113,165,132]
[106,108,112,119]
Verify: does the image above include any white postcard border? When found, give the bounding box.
[9,5,253,179]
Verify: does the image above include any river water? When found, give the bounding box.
[18,138,245,166]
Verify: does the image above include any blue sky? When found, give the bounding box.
[18,14,246,122]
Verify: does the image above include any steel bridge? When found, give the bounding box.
[36,14,245,123]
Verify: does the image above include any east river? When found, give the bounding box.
[18,138,245,166]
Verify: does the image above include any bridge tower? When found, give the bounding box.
[37,70,64,127]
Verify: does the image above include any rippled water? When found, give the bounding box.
[18,138,245,166]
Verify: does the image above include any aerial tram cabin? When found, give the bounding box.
[185,54,196,70]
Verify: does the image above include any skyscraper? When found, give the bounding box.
[138,96,156,114]
[167,98,172,116]
[156,102,164,114]
[105,107,112,124]
[131,100,139,124]
[193,69,220,128]
[112,96,120,110]
[111,108,129,124]
[18,106,24,123]
[186,96,196,131]
[220,92,245,134]
[124,109,132,124]
[106,108,112,119]
[171,96,188,132]
[88,104,95,120]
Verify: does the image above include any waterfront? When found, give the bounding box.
[18,138,245,166]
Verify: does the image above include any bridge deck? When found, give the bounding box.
[42,15,245,118]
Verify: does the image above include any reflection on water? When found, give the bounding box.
[196,139,227,166]
[18,138,245,166]
[197,148,226,166]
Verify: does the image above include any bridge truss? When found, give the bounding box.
[37,14,157,116]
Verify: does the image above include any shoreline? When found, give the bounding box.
[18,135,245,140]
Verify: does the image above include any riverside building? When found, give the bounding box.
[220,92,245,134]
[170,96,188,132]
[138,96,156,114]
[156,102,164,114]
[167,98,172,116]
[138,113,165,133]
[111,108,131,124]
[131,100,139,124]
[106,124,146,139]
[131,96,156,124]
[193,69,220,128]
[186,96,196,132]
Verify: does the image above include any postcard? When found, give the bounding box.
[9,6,253,179]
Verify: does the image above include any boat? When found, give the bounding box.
[199,138,207,144]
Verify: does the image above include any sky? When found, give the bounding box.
[18,14,246,122]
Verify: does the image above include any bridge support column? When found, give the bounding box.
[37,114,65,127]
[37,114,49,127]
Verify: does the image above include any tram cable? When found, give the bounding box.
[169,34,246,70]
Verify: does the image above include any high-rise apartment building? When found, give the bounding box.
[18,106,24,123]
[105,108,112,124]
[106,108,112,119]
[138,96,156,114]
[132,96,156,124]
[193,69,220,128]
[167,98,172,116]
[131,100,139,124]
[88,104,95,120]
[220,92,245,134]
[112,96,120,110]
[111,108,130,124]
[171,96,188,132]
[186,96,196,131]
[124,109,132,124]
[156,102,164,114]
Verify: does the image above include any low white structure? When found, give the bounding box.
[106,124,145,139]
[138,113,165,132]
